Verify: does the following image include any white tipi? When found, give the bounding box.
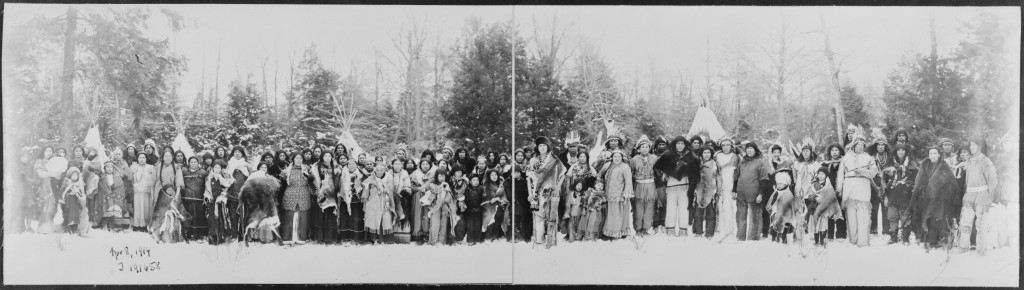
[82,125,109,164]
[171,132,196,159]
[687,106,727,141]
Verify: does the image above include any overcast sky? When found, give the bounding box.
[5,5,1020,105]
[5,4,512,106]
[516,6,1021,97]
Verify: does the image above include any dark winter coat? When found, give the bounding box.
[912,158,956,227]
[653,137,700,182]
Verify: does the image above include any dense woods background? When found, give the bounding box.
[3,6,513,158]
[1,6,1019,162]
[514,9,1019,158]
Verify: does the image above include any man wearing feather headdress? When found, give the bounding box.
[868,131,893,235]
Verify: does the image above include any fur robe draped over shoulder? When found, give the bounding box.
[239,175,281,242]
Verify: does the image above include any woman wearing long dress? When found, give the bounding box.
[409,159,435,243]
[130,153,157,230]
[152,150,185,217]
[225,146,253,239]
[602,150,634,239]
[205,160,235,245]
[310,152,340,244]
[912,147,958,248]
[97,161,129,231]
[482,169,509,241]
[338,160,367,243]
[424,170,458,245]
[382,159,412,243]
[181,157,208,240]
[364,165,396,244]
[715,139,740,239]
[281,153,314,243]
[32,146,60,233]
[83,147,104,227]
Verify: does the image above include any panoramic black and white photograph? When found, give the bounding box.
[2,4,514,284]
[512,6,1019,286]
[1,3,1020,287]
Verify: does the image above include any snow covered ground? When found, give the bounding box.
[512,233,1019,286]
[3,226,1017,285]
[3,230,513,284]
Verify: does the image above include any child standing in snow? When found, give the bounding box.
[579,181,607,241]
[564,180,585,242]
[424,170,458,246]
[60,167,89,237]
[767,172,802,244]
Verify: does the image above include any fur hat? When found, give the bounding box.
[654,135,669,147]
[669,136,690,151]
[230,146,247,159]
[689,135,704,146]
[743,141,762,158]
[534,136,550,147]
[534,136,551,155]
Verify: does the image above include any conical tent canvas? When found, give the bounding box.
[687,106,727,141]
[83,125,108,164]
[172,132,196,159]
[337,131,365,160]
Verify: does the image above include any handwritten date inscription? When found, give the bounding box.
[110,247,161,273]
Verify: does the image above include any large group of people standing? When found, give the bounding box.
[520,127,1017,253]
[12,137,514,246]
[8,126,1018,253]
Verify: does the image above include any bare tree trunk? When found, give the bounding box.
[776,14,788,140]
[274,51,279,108]
[374,50,380,111]
[261,56,269,107]
[214,42,222,109]
[734,63,741,137]
[288,47,296,118]
[199,52,206,108]
[819,10,846,143]
[61,6,79,146]
[705,35,712,108]
[929,10,939,124]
